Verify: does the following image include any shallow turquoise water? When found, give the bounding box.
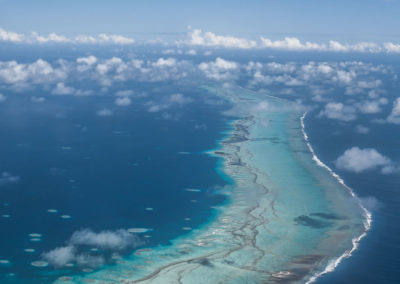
[47,85,367,284]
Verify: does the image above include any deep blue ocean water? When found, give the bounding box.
[0,46,399,283]
[305,112,400,284]
[0,79,231,282]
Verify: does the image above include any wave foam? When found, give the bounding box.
[300,112,372,284]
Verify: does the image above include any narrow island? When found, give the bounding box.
[59,85,369,284]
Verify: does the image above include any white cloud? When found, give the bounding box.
[0,28,24,42]
[319,102,357,121]
[199,57,239,80]
[31,96,46,103]
[0,59,67,86]
[0,57,390,103]
[358,80,382,89]
[152,58,176,68]
[147,103,167,113]
[260,36,396,53]
[146,93,192,113]
[31,32,69,43]
[51,82,75,95]
[188,29,257,49]
[0,93,6,102]
[247,61,387,92]
[252,72,304,86]
[43,245,105,268]
[355,125,369,134]
[43,246,75,267]
[359,196,382,212]
[3,27,400,53]
[0,57,194,91]
[384,42,400,53]
[260,37,323,51]
[97,33,134,45]
[115,97,131,106]
[51,82,91,96]
[96,57,124,75]
[75,89,93,96]
[387,97,400,124]
[186,49,197,55]
[356,100,382,114]
[0,172,20,187]
[42,228,141,268]
[168,93,192,104]
[335,70,356,85]
[75,254,104,268]
[0,27,135,45]
[115,90,133,97]
[69,229,139,250]
[77,56,98,72]
[335,147,395,173]
[97,108,113,116]
[184,28,400,53]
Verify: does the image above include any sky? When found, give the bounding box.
[1,0,400,42]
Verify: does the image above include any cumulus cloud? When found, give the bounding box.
[43,228,142,268]
[183,28,400,53]
[43,245,105,268]
[96,33,134,45]
[51,82,75,95]
[146,93,192,113]
[319,102,357,121]
[96,108,113,116]
[115,90,133,97]
[355,125,369,134]
[188,29,257,49]
[186,49,197,55]
[69,229,138,250]
[384,42,400,53]
[3,26,400,53]
[152,58,176,68]
[0,27,134,45]
[356,100,382,114]
[43,246,75,267]
[248,61,387,93]
[260,37,324,51]
[0,56,193,91]
[147,103,167,113]
[259,38,377,53]
[75,254,105,268]
[335,147,397,173]
[0,59,67,89]
[0,57,390,105]
[77,55,98,65]
[168,93,192,104]
[0,172,20,187]
[0,93,6,102]
[199,57,239,80]
[359,196,383,212]
[251,72,304,86]
[0,28,24,42]
[387,97,400,124]
[115,97,131,106]
[31,96,45,103]
[76,56,98,72]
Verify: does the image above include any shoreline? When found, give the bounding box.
[300,112,372,284]
[56,86,367,284]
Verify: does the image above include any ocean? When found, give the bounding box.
[0,46,399,283]
[0,75,230,283]
[305,110,400,284]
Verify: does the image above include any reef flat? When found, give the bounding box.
[57,85,368,284]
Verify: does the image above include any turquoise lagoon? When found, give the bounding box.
[56,86,368,284]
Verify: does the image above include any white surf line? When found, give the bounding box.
[300,112,372,284]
